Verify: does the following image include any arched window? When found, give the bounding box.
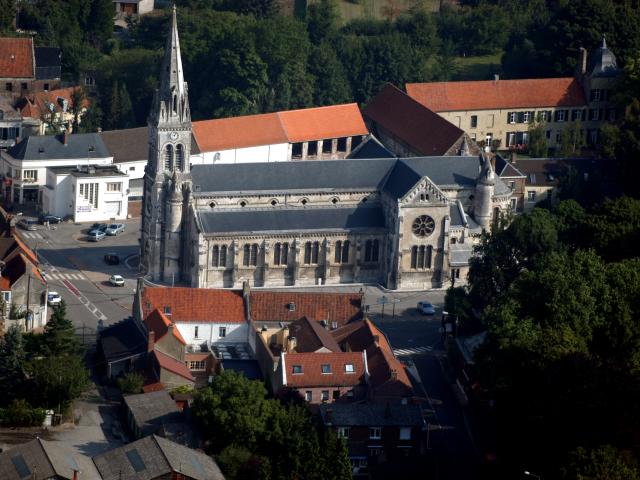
[274,242,289,266]
[220,245,227,267]
[304,241,319,265]
[212,246,219,267]
[410,245,433,269]
[243,244,250,266]
[250,244,258,266]
[175,144,185,171]
[364,239,379,262]
[172,94,178,113]
[335,240,350,264]
[164,144,173,170]
[243,244,259,266]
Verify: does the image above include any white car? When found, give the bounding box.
[109,275,125,287]
[105,223,125,236]
[48,292,62,305]
[417,301,436,315]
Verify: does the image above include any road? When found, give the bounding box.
[18,219,141,336]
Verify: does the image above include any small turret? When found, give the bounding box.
[474,154,495,230]
[587,35,619,78]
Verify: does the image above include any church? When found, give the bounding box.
[140,8,512,291]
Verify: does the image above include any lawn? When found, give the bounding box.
[453,52,503,81]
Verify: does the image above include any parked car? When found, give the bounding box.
[39,214,62,224]
[90,223,108,232]
[105,223,125,236]
[109,274,125,287]
[88,230,106,242]
[18,217,38,231]
[104,253,120,265]
[47,292,62,305]
[417,301,436,315]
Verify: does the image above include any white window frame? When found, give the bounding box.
[219,326,226,338]
[508,112,516,124]
[305,390,312,402]
[321,390,329,402]
[194,326,199,338]
[344,364,354,374]
[527,191,537,202]
[23,169,37,181]
[106,182,122,192]
[557,110,566,122]
[337,427,350,439]
[399,427,411,440]
[523,111,531,123]
[369,427,382,440]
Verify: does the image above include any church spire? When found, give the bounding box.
[151,4,190,126]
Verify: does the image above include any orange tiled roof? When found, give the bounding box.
[250,291,363,327]
[284,351,366,387]
[406,77,587,112]
[19,87,89,120]
[278,103,368,143]
[0,38,33,78]
[142,286,246,323]
[332,319,413,397]
[192,103,368,153]
[145,309,187,345]
[0,275,10,290]
[153,350,195,382]
[12,233,38,265]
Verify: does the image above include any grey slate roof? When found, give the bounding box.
[93,435,225,480]
[7,133,110,160]
[191,155,486,200]
[98,317,147,363]
[449,243,474,267]
[124,390,182,437]
[319,402,424,427]
[449,203,464,227]
[101,126,201,163]
[347,134,396,159]
[494,154,526,178]
[197,205,386,235]
[0,438,100,480]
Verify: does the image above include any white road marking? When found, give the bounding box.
[393,346,433,356]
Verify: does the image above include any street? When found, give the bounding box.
[18,220,481,478]
[19,219,140,336]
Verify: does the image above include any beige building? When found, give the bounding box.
[406,38,619,152]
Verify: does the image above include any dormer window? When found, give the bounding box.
[321,364,331,374]
[292,365,303,374]
[163,306,171,315]
[345,364,354,373]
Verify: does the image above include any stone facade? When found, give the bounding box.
[141,10,512,291]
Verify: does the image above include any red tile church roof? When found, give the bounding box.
[406,77,586,112]
[142,287,246,323]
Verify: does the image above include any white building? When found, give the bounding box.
[191,104,369,165]
[0,132,112,206]
[42,165,129,222]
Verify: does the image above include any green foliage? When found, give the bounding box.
[563,445,640,480]
[558,122,584,158]
[465,197,640,475]
[28,355,89,412]
[171,384,195,395]
[527,122,548,158]
[0,399,46,427]
[192,371,351,480]
[117,372,144,394]
[43,301,79,356]
[0,326,26,406]
[306,0,340,44]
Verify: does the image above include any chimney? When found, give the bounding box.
[73,470,78,480]
[579,47,588,75]
[63,130,68,146]
[287,336,297,353]
[147,330,155,353]
[510,150,517,164]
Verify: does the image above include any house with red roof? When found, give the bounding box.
[17,87,90,136]
[140,286,248,350]
[0,233,48,332]
[0,38,61,99]
[405,39,620,152]
[191,103,368,164]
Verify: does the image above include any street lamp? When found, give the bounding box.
[524,471,541,479]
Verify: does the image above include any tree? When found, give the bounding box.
[28,355,89,412]
[0,326,26,405]
[527,121,548,157]
[306,0,340,45]
[117,372,144,394]
[43,301,79,356]
[563,445,640,480]
[558,121,584,157]
[307,43,352,106]
[69,87,87,133]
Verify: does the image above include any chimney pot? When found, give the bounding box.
[73,469,78,480]
[63,130,68,146]
[147,330,155,353]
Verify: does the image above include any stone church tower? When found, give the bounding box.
[140,5,192,283]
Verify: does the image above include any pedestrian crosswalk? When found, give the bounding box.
[21,232,45,239]
[393,346,433,356]
[44,272,86,281]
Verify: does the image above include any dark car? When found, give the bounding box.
[39,214,62,224]
[104,253,120,265]
[90,223,108,232]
